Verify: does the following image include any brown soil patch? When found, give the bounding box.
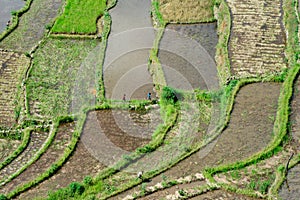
[0,50,30,127]
[81,108,162,167]
[1,123,74,195]
[17,140,105,200]
[159,0,214,23]
[227,0,286,78]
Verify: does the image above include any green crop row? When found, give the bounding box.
[0,0,33,42]
[51,0,106,34]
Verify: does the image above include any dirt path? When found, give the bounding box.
[103,0,155,100]
[0,0,25,33]
[111,82,280,199]
[227,0,286,78]
[1,123,73,195]
[0,50,30,127]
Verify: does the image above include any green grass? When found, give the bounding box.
[52,0,106,34]
[26,38,100,118]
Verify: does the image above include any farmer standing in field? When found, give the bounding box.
[122,94,126,101]
[147,92,151,100]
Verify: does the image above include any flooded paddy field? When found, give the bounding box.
[159,23,219,91]
[0,0,25,33]
[104,0,155,100]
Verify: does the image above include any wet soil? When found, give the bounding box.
[0,0,63,52]
[81,108,162,167]
[1,123,74,195]
[104,0,155,100]
[159,24,219,91]
[279,164,300,200]
[104,49,155,100]
[112,82,280,199]
[278,75,300,199]
[0,0,25,33]
[165,23,218,59]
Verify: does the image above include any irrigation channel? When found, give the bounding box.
[0,0,25,33]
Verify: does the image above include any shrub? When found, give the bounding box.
[83,176,93,186]
[0,194,8,200]
[161,86,178,104]
[69,182,85,196]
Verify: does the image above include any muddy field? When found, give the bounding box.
[113,82,280,199]
[104,49,155,100]
[159,24,219,91]
[0,0,25,33]
[0,0,63,52]
[278,75,300,199]
[81,108,162,167]
[0,123,74,195]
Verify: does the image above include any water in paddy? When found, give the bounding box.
[159,22,219,91]
[104,0,155,100]
[279,164,300,200]
[0,0,25,33]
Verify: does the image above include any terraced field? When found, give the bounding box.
[0,0,63,53]
[227,0,286,78]
[0,0,299,199]
[0,131,48,185]
[0,50,29,127]
[0,123,73,195]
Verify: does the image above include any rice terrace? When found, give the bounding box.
[0,0,300,199]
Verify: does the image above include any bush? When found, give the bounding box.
[161,86,178,104]
[83,176,93,186]
[69,182,85,196]
[0,194,8,200]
